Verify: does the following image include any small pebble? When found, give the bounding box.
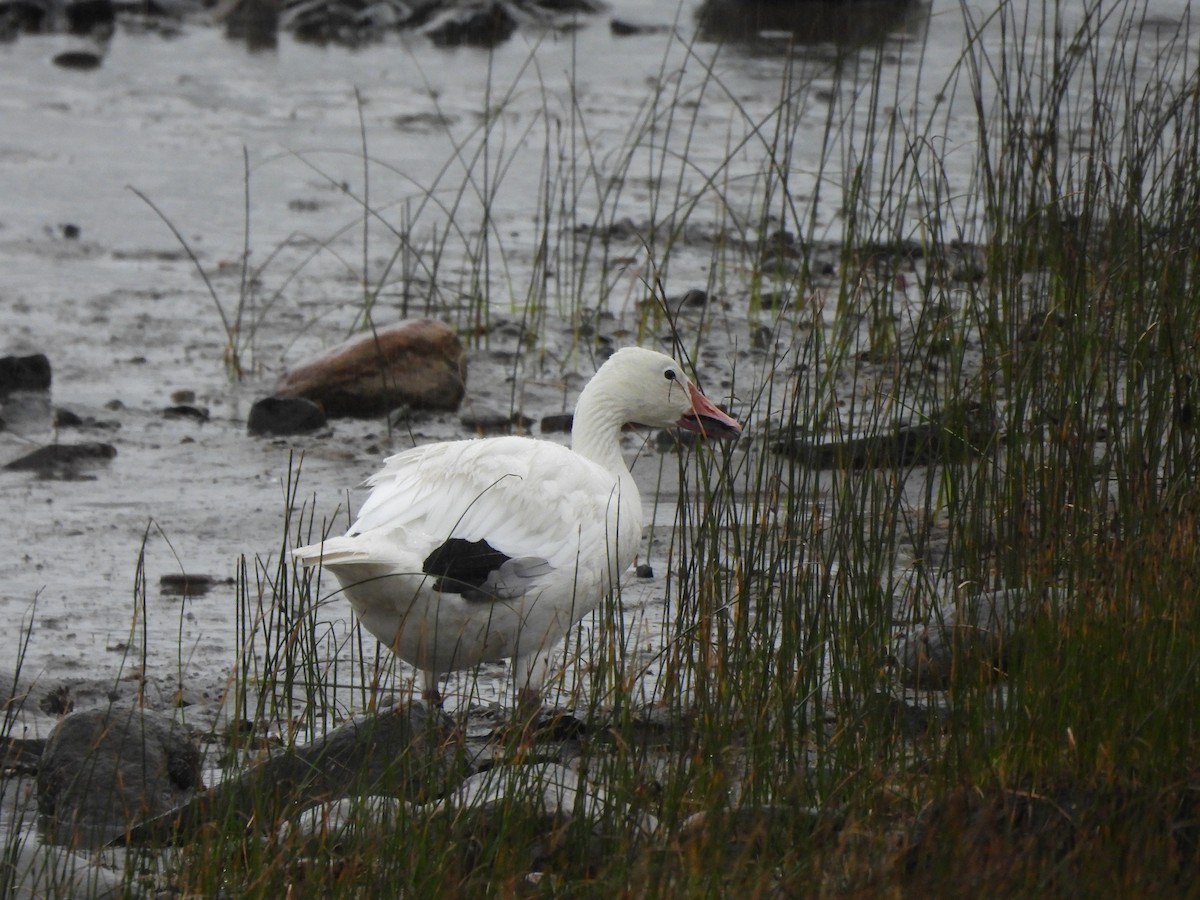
[160,573,222,597]
[53,408,84,428]
[248,396,326,436]
[163,405,210,423]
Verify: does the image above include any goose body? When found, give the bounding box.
[292,347,741,705]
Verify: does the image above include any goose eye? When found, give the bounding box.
[664,369,677,381]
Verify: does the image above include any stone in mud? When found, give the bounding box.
[0,353,51,395]
[774,407,996,469]
[275,319,466,418]
[459,405,535,434]
[673,288,709,309]
[540,412,574,433]
[697,0,924,48]
[159,573,223,597]
[53,407,120,430]
[610,18,668,37]
[53,47,106,70]
[247,395,327,435]
[65,0,114,35]
[862,692,933,738]
[39,684,74,716]
[52,408,84,428]
[220,0,279,50]
[459,405,512,433]
[37,706,203,847]
[121,704,443,846]
[0,0,47,34]
[281,0,411,44]
[425,1,517,48]
[891,587,1064,689]
[3,442,116,477]
[162,404,210,422]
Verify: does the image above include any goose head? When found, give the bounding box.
[581,347,742,440]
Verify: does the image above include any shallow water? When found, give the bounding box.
[0,0,1193,745]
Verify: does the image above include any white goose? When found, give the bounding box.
[291,347,741,707]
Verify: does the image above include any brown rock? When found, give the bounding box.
[275,319,466,418]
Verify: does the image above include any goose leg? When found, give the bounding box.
[513,652,550,709]
[420,670,442,707]
[516,685,542,712]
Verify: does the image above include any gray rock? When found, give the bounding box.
[158,572,224,597]
[774,416,994,469]
[120,704,444,846]
[37,706,202,847]
[247,395,327,436]
[891,587,1064,688]
[3,442,116,478]
[0,353,51,395]
[425,1,517,48]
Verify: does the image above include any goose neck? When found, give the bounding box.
[570,385,629,476]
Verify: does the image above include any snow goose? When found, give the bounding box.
[292,347,741,707]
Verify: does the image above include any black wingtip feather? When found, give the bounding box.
[423,537,511,597]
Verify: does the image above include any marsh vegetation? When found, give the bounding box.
[4,0,1200,895]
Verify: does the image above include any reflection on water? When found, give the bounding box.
[696,0,928,49]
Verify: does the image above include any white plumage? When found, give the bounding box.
[292,346,741,706]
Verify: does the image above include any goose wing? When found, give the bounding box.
[313,437,636,600]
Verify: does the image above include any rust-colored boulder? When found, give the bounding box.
[275,319,466,418]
